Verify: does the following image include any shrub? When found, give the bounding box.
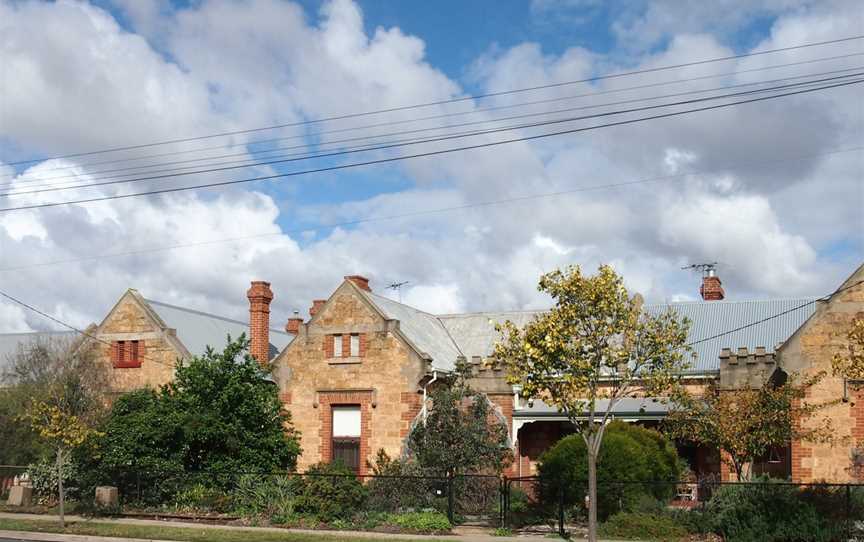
[365,450,438,513]
[294,462,366,521]
[706,479,845,542]
[173,483,229,513]
[26,456,80,503]
[232,474,303,518]
[537,421,681,521]
[598,512,688,540]
[385,511,451,533]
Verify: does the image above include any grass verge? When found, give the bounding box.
[0,518,441,542]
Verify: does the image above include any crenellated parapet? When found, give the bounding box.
[719,345,780,390]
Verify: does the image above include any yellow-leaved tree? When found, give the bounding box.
[18,339,107,527]
[493,265,691,542]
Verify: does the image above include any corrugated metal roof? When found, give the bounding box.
[514,398,669,419]
[364,292,463,372]
[645,297,817,373]
[437,297,817,374]
[0,331,77,380]
[145,299,293,360]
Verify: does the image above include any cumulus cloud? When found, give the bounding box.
[0,0,861,335]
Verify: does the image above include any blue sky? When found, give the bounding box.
[0,0,861,329]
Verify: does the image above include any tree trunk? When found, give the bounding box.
[587,446,598,542]
[56,448,65,528]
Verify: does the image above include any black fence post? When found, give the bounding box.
[501,476,508,528]
[847,484,852,540]
[447,474,455,525]
[558,482,565,538]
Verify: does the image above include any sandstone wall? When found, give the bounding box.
[275,287,427,474]
[779,275,864,482]
[94,294,180,393]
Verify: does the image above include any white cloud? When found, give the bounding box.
[0,0,860,336]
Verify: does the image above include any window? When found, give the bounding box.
[333,334,343,357]
[331,406,361,473]
[112,339,143,368]
[350,334,360,357]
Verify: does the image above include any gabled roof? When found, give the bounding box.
[145,299,293,360]
[0,330,77,379]
[363,292,463,372]
[362,292,817,375]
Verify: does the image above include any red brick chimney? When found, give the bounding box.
[247,281,274,364]
[285,311,303,335]
[345,275,371,292]
[309,299,326,318]
[700,270,725,301]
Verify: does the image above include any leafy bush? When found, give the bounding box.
[385,511,451,533]
[706,479,845,542]
[232,474,303,518]
[537,421,682,521]
[174,483,230,512]
[365,450,439,513]
[294,462,366,521]
[26,456,80,503]
[598,512,688,540]
[75,336,300,505]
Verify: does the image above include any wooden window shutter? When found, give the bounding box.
[111,341,120,365]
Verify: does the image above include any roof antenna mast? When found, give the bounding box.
[386,281,410,303]
[681,262,719,277]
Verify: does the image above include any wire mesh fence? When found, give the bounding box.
[4,464,864,539]
[503,476,864,539]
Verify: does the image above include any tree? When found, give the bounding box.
[538,421,682,521]
[833,316,864,381]
[11,338,109,526]
[407,361,512,476]
[78,335,300,502]
[493,265,690,542]
[666,374,836,481]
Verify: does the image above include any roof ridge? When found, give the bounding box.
[145,298,290,335]
[0,330,76,337]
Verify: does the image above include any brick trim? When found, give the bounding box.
[317,390,374,476]
[112,339,143,369]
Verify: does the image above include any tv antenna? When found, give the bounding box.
[386,281,410,303]
[681,262,719,277]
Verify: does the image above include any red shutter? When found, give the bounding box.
[358,333,367,357]
[342,334,350,357]
[324,335,333,358]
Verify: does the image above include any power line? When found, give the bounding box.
[0,144,858,273]
[687,280,864,347]
[0,289,171,369]
[5,34,862,167]
[1,76,860,213]
[7,51,863,181]
[7,66,860,192]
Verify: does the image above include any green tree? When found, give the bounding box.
[666,374,836,481]
[493,265,690,542]
[79,335,300,501]
[407,362,512,476]
[539,421,682,521]
[11,338,109,526]
[833,316,864,381]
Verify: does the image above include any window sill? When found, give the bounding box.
[328,357,362,365]
[113,362,142,369]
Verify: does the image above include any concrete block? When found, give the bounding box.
[6,485,32,507]
[95,486,119,507]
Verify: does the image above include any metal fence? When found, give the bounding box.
[5,464,864,539]
[503,476,864,539]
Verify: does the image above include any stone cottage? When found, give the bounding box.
[2,265,862,482]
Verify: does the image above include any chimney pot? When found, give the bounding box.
[285,311,303,335]
[700,275,725,301]
[309,299,326,318]
[246,281,274,365]
[345,275,371,292]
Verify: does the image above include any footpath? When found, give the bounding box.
[0,513,619,542]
